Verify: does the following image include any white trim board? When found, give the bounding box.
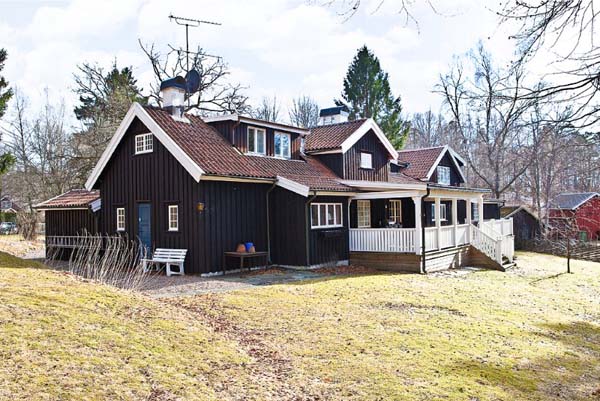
[340,119,398,160]
[85,103,205,190]
[341,180,427,191]
[203,114,309,135]
[276,176,310,197]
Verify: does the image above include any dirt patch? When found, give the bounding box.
[379,301,468,317]
[311,264,378,275]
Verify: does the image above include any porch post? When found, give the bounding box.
[466,198,472,243]
[435,197,441,250]
[412,196,421,255]
[452,198,458,247]
[478,196,485,223]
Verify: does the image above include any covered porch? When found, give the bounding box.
[347,187,514,270]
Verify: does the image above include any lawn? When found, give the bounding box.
[1,251,599,400]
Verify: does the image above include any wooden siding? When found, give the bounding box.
[510,209,541,249]
[343,130,389,181]
[350,252,421,272]
[44,209,98,236]
[208,120,303,160]
[269,187,307,266]
[484,203,501,220]
[308,196,349,265]
[315,153,344,177]
[94,117,271,274]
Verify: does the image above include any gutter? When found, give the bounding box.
[265,181,277,264]
[420,185,431,274]
[305,191,318,267]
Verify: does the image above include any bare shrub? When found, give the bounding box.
[46,231,150,290]
[17,211,38,240]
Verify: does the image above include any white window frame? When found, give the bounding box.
[360,152,373,169]
[310,202,343,229]
[431,203,447,222]
[274,132,291,159]
[473,203,480,221]
[168,205,179,231]
[357,200,371,228]
[116,208,125,231]
[247,126,266,155]
[389,200,402,224]
[135,133,153,155]
[437,165,451,185]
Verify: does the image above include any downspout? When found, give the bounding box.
[265,181,277,264]
[305,191,318,267]
[420,185,431,274]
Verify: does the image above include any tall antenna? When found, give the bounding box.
[168,14,222,72]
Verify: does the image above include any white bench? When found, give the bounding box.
[142,248,187,277]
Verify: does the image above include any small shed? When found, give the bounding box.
[501,205,541,249]
[34,189,101,236]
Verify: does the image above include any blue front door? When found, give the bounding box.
[137,203,152,252]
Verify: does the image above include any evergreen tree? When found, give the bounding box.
[336,46,410,148]
[0,49,16,185]
[72,61,147,183]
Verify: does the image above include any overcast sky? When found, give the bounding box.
[1,0,524,125]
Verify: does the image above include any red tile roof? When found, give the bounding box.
[34,189,100,209]
[144,107,351,192]
[396,146,446,180]
[388,172,426,185]
[304,119,366,152]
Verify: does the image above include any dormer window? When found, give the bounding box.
[247,127,266,155]
[135,133,153,154]
[437,166,451,185]
[274,132,291,159]
[360,152,373,169]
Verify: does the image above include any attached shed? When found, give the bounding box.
[501,205,541,249]
[34,189,101,237]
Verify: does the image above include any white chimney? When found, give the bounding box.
[318,106,349,126]
[160,77,186,120]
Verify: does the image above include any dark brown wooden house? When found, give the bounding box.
[500,205,541,249]
[36,88,516,275]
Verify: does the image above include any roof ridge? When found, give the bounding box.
[309,118,367,130]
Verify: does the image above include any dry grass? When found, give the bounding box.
[177,252,600,400]
[0,234,44,257]
[1,251,599,400]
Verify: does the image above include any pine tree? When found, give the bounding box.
[0,48,13,120]
[0,49,16,182]
[336,46,410,148]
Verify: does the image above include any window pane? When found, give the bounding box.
[282,134,290,157]
[311,205,319,227]
[319,205,326,226]
[257,130,265,154]
[335,204,342,225]
[248,129,255,152]
[274,133,281,156]
[327,205,334,225]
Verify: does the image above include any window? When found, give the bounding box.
[431,203,447,222]
[135,133,153,154]
[357,200,371,228]
[389,200,402,224]
[247,127,266,155]
[310,203,343,229]
[437,166,451,185]
[274,132,291,158]
[472,203,480,221]
[1,200,11,209]
[116,208,125,231]
[360,152,373,169]
[168,205,179,231]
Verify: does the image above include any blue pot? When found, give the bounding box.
[244,242,254,252]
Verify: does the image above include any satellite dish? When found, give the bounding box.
[185,70,200,93]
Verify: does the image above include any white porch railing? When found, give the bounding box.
[470,224,502,264]
[456,224,469,246]
[481,218,513,236]
[349,228,415,253]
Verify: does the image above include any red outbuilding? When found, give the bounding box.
[548,192,600,241]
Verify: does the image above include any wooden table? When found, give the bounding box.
[223,251,269,272]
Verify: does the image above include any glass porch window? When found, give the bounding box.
[357,200,371,228]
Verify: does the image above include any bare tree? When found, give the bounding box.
[139,41,249,115]
[252,95,281,122]
[289,95,320,128]
[408,110,446,148]
[499,1,600,133]
[437,44,543,198]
